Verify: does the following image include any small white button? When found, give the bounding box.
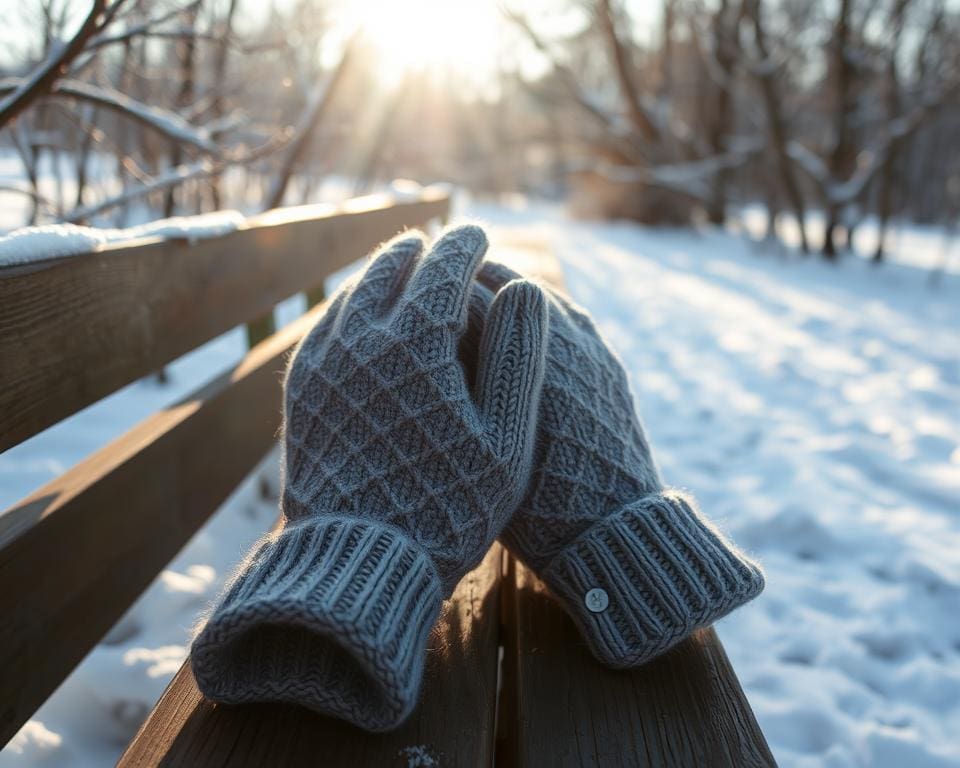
[585,587,609,613]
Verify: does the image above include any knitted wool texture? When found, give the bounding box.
[470,261,765,668]
[192,226,548,731]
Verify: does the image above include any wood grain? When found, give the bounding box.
[0,193,449,453]
[0,303,325,748]
[496,537,777,767]
[118,545,505,767]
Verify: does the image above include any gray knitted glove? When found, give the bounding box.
[192,226,548,731]
[471,262,764,668]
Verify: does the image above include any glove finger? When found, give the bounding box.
[401,224,488,330]
[476,259,523,292]
[347,231,426,322]
[478,260,590,339]
[475,279,548,472]
[459,280,495,389]
[479,257,595,340]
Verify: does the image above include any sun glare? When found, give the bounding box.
[352,0,502,85]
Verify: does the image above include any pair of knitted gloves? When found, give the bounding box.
[192,225,764,731]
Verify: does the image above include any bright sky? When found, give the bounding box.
[340,0,660,86]
[347,0,503,85]
[0,0,661,87]
[313,0,602,90]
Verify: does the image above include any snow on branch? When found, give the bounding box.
[789,78,960,205]
[0,0,112,129]
[786,141,831,187]
[65,160,215,223]
[64,136,283,223]
[0,79,220,155]
[504,6,648,162]
[574,139,764,202]
[829,82,960,205]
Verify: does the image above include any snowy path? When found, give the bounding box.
[495,209,960,768]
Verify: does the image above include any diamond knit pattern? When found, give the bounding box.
[192,226,548,731]
[285,288,503,588]
[504,301,660,570]
[473,260,765,668]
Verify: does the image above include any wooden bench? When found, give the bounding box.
[0,194,776,767]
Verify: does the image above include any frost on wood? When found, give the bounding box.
[0,211,246,267]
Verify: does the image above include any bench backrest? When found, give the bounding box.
[0,193,451,747]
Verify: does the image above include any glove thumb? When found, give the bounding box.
[475,279,548,473]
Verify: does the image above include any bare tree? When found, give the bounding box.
[508,0,759,224]
[264,37,356,211]
[163,1,200,217]
[208,0,241,209]
[821,0,856,258]
[872,0,912,262]
[742,0,810,252]
[0,0,290,226]
[0,0,112,129]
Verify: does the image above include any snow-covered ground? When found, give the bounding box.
[2,198,959,767]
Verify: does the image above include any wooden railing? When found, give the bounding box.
[0,192,451,747]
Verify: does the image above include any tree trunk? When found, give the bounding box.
[745,0,809,253]
[75,106,97,210]
[209,0,240,210]
[822,0,854,259]
[704,0,738,226]
[164,4,200,218]
[12,126,40,225]
[872,0,911,263]
[595,0,659,143]
[822,213,839,260]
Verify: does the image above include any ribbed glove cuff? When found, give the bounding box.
[191,517,443,731]
[542,490,764,669]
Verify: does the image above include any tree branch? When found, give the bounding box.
[594,0,660,142]
[64,139,284,223]
[502,6,647,162]
[0,78,221,155]
[574,139,764,202]
[263,38,357,210]
[0,0,110,129]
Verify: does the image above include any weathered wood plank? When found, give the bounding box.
[497,528,776,768]
[118,545,505,768]
[0,302,327,747]
[0,193,449,453]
